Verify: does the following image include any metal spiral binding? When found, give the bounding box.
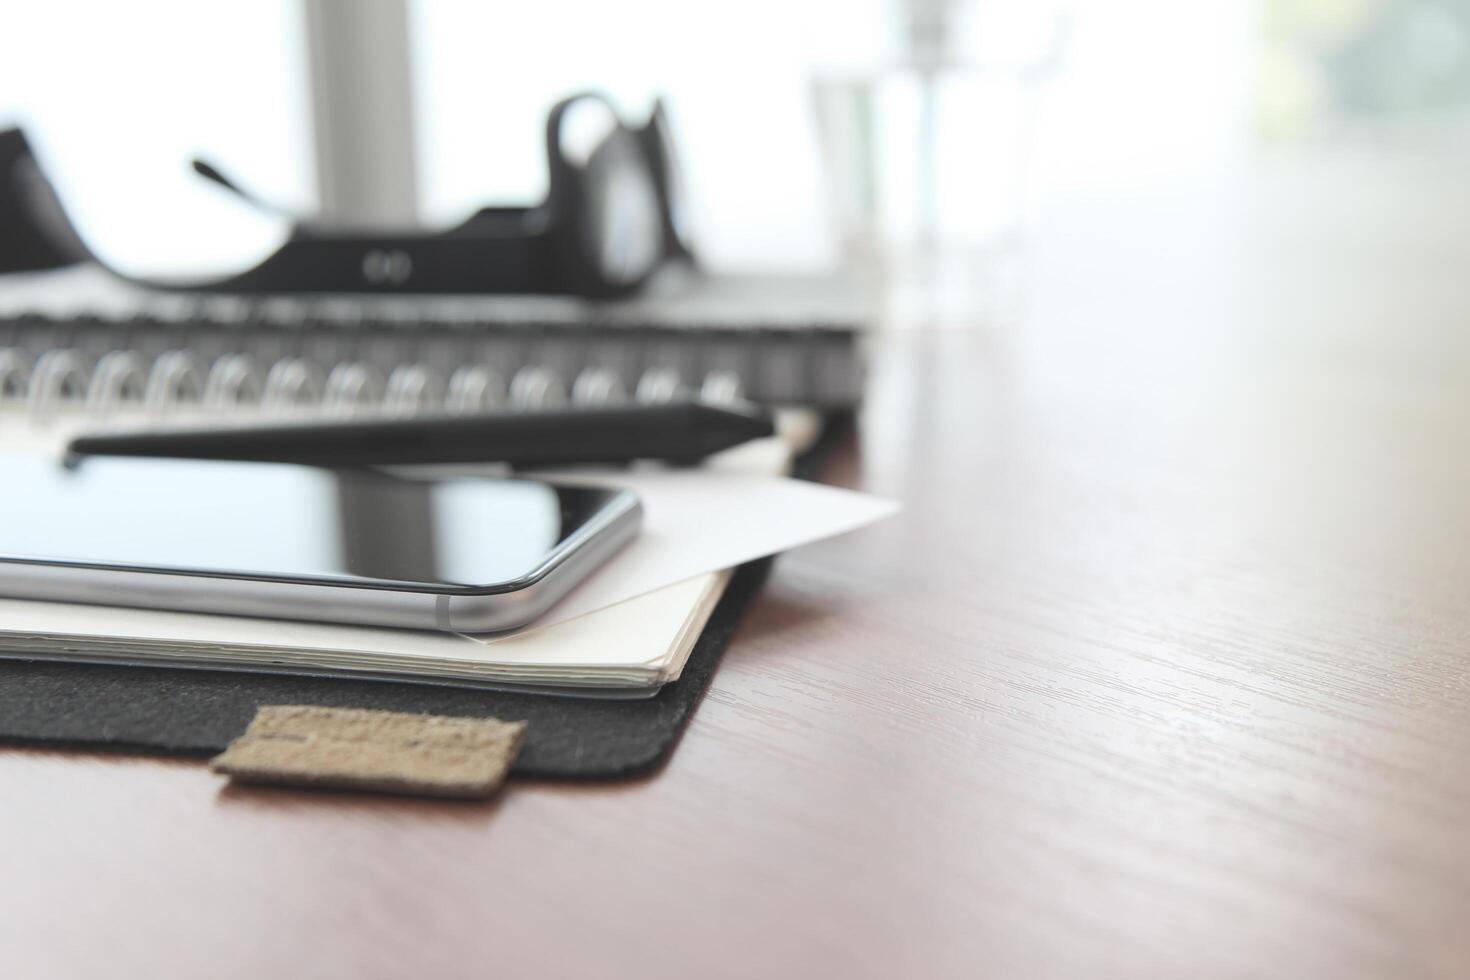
[383,364,445,416]
[0,345,747,426]
[0,349,32,402]
[144,351,206,415]
[444,365,505,414]
[322,362,385,416]
[634,366,687,404]
[85,351,148,418]
[262,358,323,413]
[571,366,628,406]
[26,349,87,425]
[508,365,567,411]
[203,354,263,411]
[698,368,744,405]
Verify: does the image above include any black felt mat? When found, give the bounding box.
[0,556,773,779]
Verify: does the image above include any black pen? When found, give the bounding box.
[66,400,775,468]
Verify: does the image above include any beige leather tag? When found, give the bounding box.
[210,705,526,799]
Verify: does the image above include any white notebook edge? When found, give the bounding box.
[0,568,734,692]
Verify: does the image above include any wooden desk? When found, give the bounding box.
[5,148,1470,979]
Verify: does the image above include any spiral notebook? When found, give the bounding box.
[0,264,866,423]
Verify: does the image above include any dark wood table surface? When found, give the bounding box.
[5,145,1470,979]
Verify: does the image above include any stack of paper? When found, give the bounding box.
[0,571,730,693]
[0,432,897,693]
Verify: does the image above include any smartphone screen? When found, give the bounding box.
[0,453,627,590]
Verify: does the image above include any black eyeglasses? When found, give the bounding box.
[0,128,91,274]
[2,92,696,298]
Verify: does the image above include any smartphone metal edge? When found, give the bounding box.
[0,490,642,633]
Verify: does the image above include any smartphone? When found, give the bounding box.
[0,453,640,632]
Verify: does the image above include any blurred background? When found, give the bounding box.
[3,0,1469,315]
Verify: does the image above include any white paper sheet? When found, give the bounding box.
[523,467,898,627]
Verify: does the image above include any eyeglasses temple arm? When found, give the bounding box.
[191,157,301,222]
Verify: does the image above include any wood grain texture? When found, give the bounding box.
[5,146,1470,979]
